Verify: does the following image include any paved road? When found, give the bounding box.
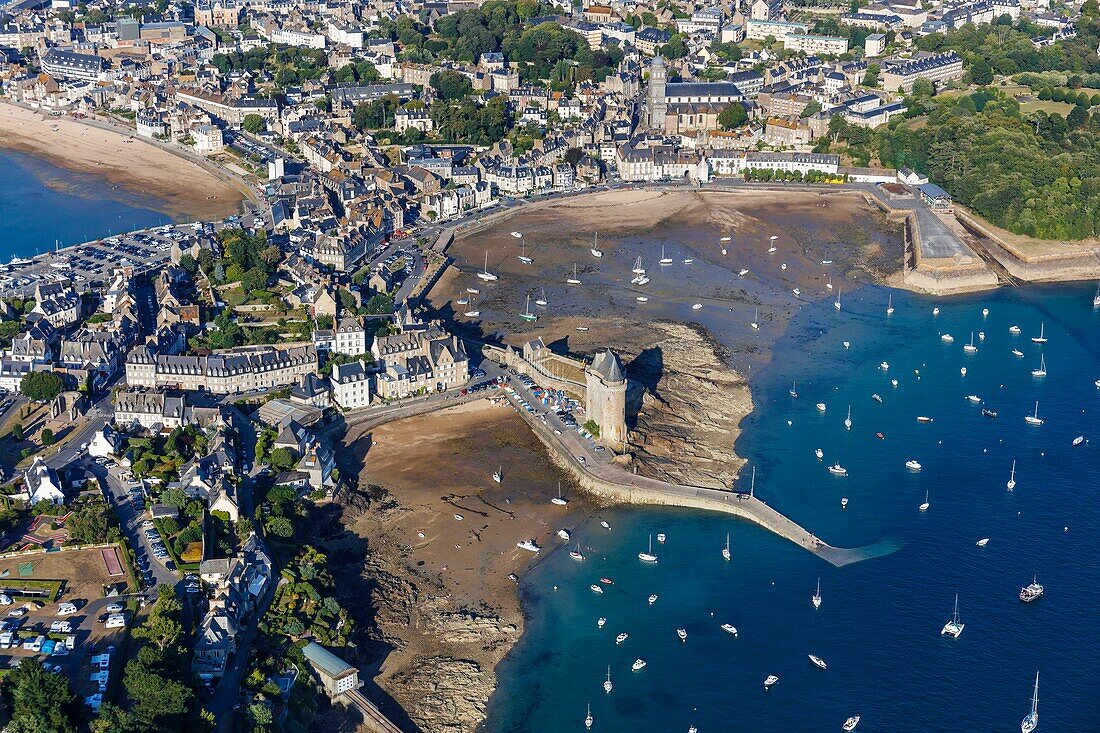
[91,463,176,589]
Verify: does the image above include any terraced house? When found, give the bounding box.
[125,344,317,394]
[371,324,468,400]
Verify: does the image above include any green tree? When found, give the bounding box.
[266,516,294,538]
[430,69,473,102]
[40,428,54,447]
[718,103,748,130]
[242,114,266,134]
[863,64,880,87]
[269,447,297,472]
[1067,104,1089,129]
[11,422,22,441]
[969,58,993,86]
[19,371,64,402]
[3,658,77,733]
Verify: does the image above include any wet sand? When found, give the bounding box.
[0,103,248,221]
[341,400,590,732]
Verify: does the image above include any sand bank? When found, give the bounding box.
[0,103,249,221]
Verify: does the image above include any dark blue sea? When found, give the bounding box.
[0,148,169,257]
[485,282,1100,732]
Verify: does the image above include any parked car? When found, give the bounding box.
[105,603,123,614]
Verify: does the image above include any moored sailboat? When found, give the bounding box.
[941,594,964,638]
[1021,673,1039,733]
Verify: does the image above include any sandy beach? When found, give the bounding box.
[332,400,591,733]
[0,103,249,221]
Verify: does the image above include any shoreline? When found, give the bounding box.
[0,102,252,222]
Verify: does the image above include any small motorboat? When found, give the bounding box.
[979,331,985,341]
[1072,435,1085,446]
[960,367,967,376]
[906,460,922,471]
[843,715,861,731]
[941,333,954,343]
[876,432,885,440]
[517,539,541,553]
[557,529,571,541]
[1012,349,1024,357]
[891,379,898,387]
[764,675,779,689]
[631,659,647,671]
[616,633,628,644]
[976,538,989,547]
[600,521,611,531]
[872,394,882,403]
[692,302,702,310]
[600,577,614,585]
[841,497,848,507]
[597,617,606,628]
[1009,325,1021,334]
[808,654,827,670]
[576,326,589,332]
[739,269,749,276]
[816,402,827,412]
[721,624,738,635]
[657,533,667,543]
[982,408,998,418]
[793,288,801,296]
[636,296,649,303]
[932,307,940,316]
[780,263,787,270]
[880,361,889,370]
[967,395,982,403]
[843,341,850,349]
[648,594,658,605]
[916,416,934,423]
[815,448,824,460]
[677,628,687,641]
[1019,577,1044,603]
[828,463,848,476]
[590,584,604,594]
[454,514,464,521]
[982,308,989,317]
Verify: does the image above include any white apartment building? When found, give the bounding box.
[784,33,849,55]
[330,359,372,410]
[125,344,317,394]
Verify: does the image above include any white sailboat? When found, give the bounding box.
[585,703,593,730]
[1025,402,1044,426]
[1007,460,1017,491]
[692,301,703,310]
[844,405,852,430]
[551,482,568,506]
[659,245,673,265]
[809,654,827,670]
[919,491,930,512]
[1031,323,1047,344]
[722,533,731,561]
[492,466,503,483]
[816,403,826,413]
[964,332,977,353]
[566,263,581,285]
[517,236,533,264]
[886,294,894,315]
[1093,281,1100,307]
[812,578,821,609]
[789,381,798,398]
[604,667,613,694]
[1021,672,1039,733]
[638,534,658,563]
[535,288,548,307]
[570,544,585,561]
[476,251,498,281]
[590,232,603,258]
[632,256,645,274]
[463,296,480,318]
[834,287,841,311]
[941,594,964,638]
[519,294,537,322]
[1031,354,1046,378]
[751,307,760,331]
[933,307,940,316]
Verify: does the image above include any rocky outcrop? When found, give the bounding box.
[386,657,494,733]
[625,322,751,489]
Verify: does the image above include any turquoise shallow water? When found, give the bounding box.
[485,282,1100,732]
[0,149,169,257]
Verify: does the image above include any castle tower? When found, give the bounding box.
[585,349,628,452]
[647,56,668,130]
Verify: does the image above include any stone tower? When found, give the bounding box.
[647,55,668,130]
[585,349,628,452]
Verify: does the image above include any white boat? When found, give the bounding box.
[692,302,702,310]
[808,654,827,670]
[933,307,940,316]
[604,667,612,694]
[812,578,822,609]
[517,237,533,265]
[492,466,503,483]
[518,294,537,321]
[689,725,698,733]
[906,460,922,471]
[916,416,934,423]
[960,367,967,376]
[829,463,848,476]
[551,482,568,506]
[1072,435,1085,446]
[722,533,731,561]
[597,617,606,628]
[1007,460,1017,490]
[739,268,749,277]
[964,332,977,353]
[770,235,779,241]
[967,395,981,403]
[979,331,985,341]
[1025,402,1044,426]
[886,294,894,315]
[632,256,645,274]
[576,326,589,332]
[976,538,989,547]
[1021,673,1039,733]
[1012,349,1024,357]
[600,521,611,531]
[941,594,964,638]
[631,275,650,285]
[872,394,883,403]
[768,246,777,253]
[1094,282,1100,307]
[764,675,779,689]
[476,251,498,281]
[566,263,581,285]
[1010,325,1022,334]
[657,533,666,543]
[793,287,801,296]
[585,704,593,730]
[841,497,848,508]
[636,296,649,303]
[1031,323,1047,343]
[1020,576,1044,603]
[1031,354,1046,378]
[721,623,738,635]
[834,288,841,311]
[789,381,798,398]
[844,405,852,430]
[467,287,480,294]
[683,258,693,264]
[880,361,889,370]
[535,288,548,307]
[648,594,658,605]
[1096,379,1100,389]
[780,263,787,270]
[590,233,603,258]
[616,633,628,644]
[570,544,585,561]
[751,307,760,331]
[454,514,464,521]
[659,246,673,265]
[591,584,603,594]
[677,628,687,641]
[815,448,824,460]
[891,379,898,387]
[919,491,930,512]
[557,529,571,541]
[816,402,827,413]
[517,539,540,553]
[941,333,955,343]
[638,535,658,563]
[843,715,861,731]
[631,659,647,672]
[456,297,469,306]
